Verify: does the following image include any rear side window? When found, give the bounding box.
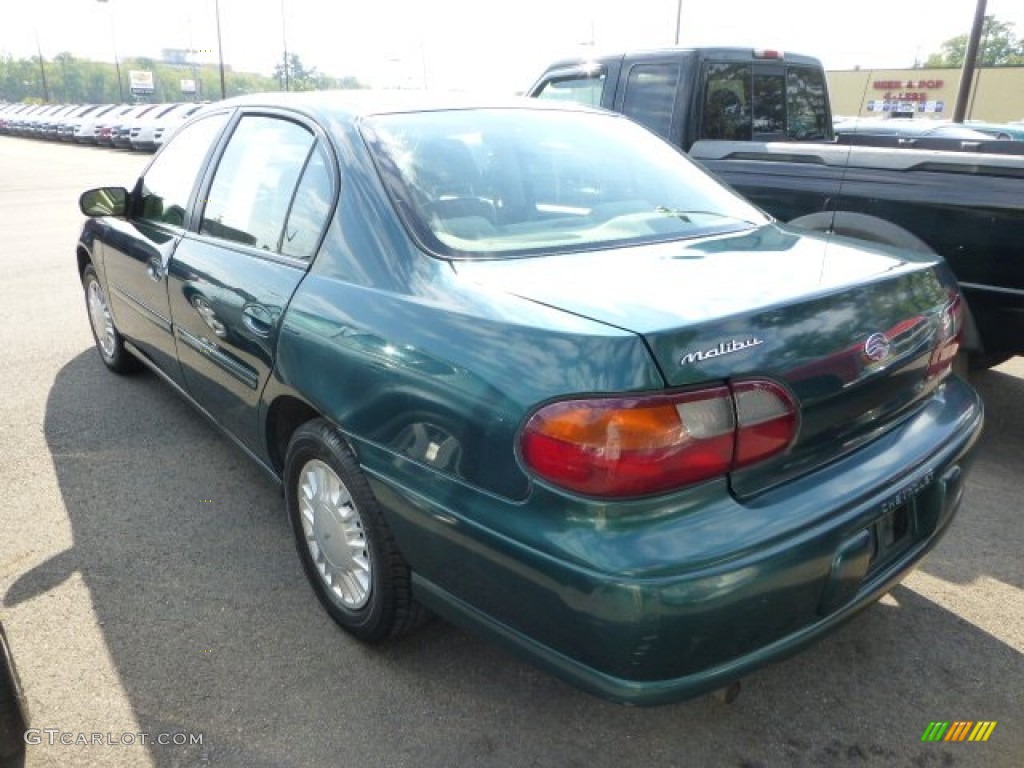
[533,73,605,106]
[280,144,334,260]
[621,63,681,139]
[138,113,229,228]
[200,116,316,253]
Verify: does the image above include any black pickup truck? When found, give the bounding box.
[528,48,1024,368]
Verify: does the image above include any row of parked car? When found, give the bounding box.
[831,115,1024,142]
[0,101,207,152]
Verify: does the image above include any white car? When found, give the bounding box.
[130,103,206,151]
[58,104,106,141]
[74,104,119,143]
[109,104,161,148]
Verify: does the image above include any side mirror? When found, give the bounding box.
[79,187,129,217]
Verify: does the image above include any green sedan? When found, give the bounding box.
[75,92,984,705]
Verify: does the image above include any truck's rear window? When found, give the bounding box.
[701,62,829,142]
[362,108,765,259]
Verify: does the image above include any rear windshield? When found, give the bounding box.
[700,62,830,142]
[362,108,765,259]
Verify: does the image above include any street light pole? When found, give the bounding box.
[281,0,290,91]
[34,29,49,102]
[215,0,227,99]
[674,0,682,45]
[96,0,124,102]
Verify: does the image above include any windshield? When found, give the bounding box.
[362,108,766,259]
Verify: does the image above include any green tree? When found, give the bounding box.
[273,53,365,92]
[0,55,40,102]
[0,52,359,104]
[273,53,314,91]
[925,16,1024,67]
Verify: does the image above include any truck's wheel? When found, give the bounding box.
[283,419,427,642]
[789,212,998,375]
[787,211,934,253]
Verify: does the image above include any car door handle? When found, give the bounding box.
[146,258,165,281]
[242,303,274,338]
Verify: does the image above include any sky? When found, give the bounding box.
[3,0,1024,93]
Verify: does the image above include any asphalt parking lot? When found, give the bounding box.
[0,136,1020,768]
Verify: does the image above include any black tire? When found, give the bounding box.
[284,419,427,642]
[0,629,27,763]
[81,264,140,374]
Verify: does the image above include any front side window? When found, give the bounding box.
[533,73,605,107]
[363,108,765,259]
[138,113,229,228]
[622,63,680,139]
[200,116,316,252]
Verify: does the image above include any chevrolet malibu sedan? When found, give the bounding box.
[76,92,983,705]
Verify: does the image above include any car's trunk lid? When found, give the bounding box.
[455,224,959,497]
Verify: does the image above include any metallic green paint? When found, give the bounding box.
[364,377,980,705]
[274,268,663,499]
[167,236,307,454]
[76,93,985,705]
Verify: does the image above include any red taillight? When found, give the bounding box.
[927,293,963,381]
[733,381,798,467]
[520,381,797,498]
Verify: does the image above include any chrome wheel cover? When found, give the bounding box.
[87,278,116,359]
[298,459,371,609]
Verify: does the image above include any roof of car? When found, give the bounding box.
[537,46,823,73]
[211,89,603,121]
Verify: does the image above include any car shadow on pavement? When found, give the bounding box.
[917,368,1024,591]
[10,351,1021,767]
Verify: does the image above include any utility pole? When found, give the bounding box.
[281,0,290,91]
[215,0,227,99]
[674,0,682,45]
[96,0,124,102]
[34,30,49,102]
[953,0,987,123]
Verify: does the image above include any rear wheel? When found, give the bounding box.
[284,419,427,642]
[82,264,139,374]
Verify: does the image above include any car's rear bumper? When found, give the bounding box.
[365,375,984,705]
